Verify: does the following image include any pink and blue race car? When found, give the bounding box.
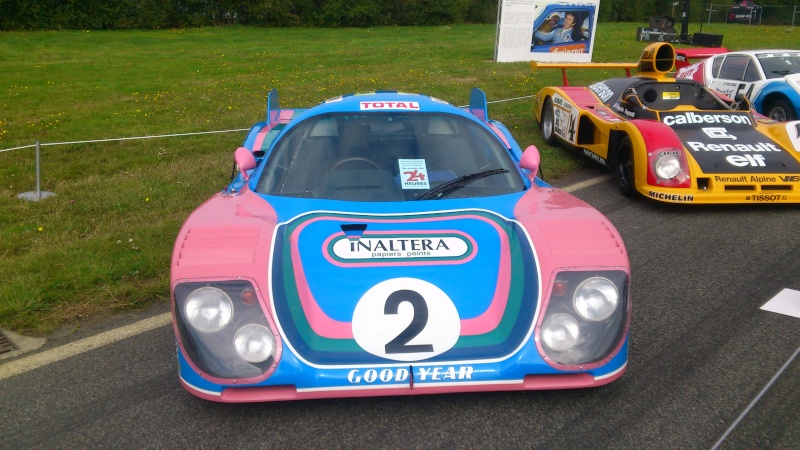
[170,89,630,402]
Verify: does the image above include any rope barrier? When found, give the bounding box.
[0,95,537,154]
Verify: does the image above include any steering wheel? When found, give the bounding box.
[331,157,381,170]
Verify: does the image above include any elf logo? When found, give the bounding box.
[726,154,766,167]
[779,175,800,182]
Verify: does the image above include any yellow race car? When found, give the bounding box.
[533,42,800,204]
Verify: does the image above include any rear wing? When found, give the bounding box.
[530,42,727,86]
[530,61,637,86]
[674,47,728,70]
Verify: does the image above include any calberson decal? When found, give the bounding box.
[661,112,800,174]
[589,82,615,103]
[662,112,752,126]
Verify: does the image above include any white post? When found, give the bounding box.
[17,140,56,201]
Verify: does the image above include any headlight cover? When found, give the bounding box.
[174,280,278,380]
[541,313,580,351]
[234,324,275,363]
[573,277,619,321]
[184,287,234,333]
[539,270,629,367]
[647,149,690,187]
[654,154,681,180]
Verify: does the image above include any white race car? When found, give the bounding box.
[676,49,800,122]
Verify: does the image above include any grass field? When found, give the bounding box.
[1,22,797,335]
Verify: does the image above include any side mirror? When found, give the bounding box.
[234,147,257,181]
[520,145,541,180]
[622,92,643,108]
[731,93,750,111]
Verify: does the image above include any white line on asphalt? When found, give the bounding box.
[559,174,613,193]
[0,175,612,381]
[711,344,800,449]
[0,313,171,381]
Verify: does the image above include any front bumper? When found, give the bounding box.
[176,339,629,403]
[642,177,800,204]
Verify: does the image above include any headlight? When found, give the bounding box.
[654,154,681,180]
[541,313,580,351]
[184,287,234,333]
[234,324,275,363]
[573,277,619,321]
[538,271,629,366]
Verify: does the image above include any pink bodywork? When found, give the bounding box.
[171,177,630,402]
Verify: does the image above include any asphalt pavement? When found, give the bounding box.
[1,169,798,449]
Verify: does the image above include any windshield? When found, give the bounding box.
[254,112,526,201]
[756,53,800,79]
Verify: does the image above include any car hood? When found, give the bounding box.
[659,111,800,174]
[269,208,540,367]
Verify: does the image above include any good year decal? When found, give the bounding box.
[661,112,800,173]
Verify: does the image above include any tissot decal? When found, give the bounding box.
[746,194,788,202]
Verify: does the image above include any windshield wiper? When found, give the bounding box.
[771,70,798,76]
[416,168,509,200]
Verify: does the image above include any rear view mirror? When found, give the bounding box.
[520,145,541,180]
[234,147,257,181]
[623,92,643,108]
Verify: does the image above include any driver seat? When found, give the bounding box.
[337,119,372,159]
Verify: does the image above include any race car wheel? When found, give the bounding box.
[541,99,558,146]
[765,99,796,122]
[614,136,636,198]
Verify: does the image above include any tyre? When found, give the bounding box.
[614,136,637,198]
[765,99,797,122]
[540,98,558,146]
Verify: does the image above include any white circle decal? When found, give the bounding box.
[351,278,461,362]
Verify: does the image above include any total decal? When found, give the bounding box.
[660,112,800,174]
[552,94,578,144]
[360,101,420,110]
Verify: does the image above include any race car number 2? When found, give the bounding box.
[352,278,461,362]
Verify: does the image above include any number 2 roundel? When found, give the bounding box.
[352,278,461,362]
